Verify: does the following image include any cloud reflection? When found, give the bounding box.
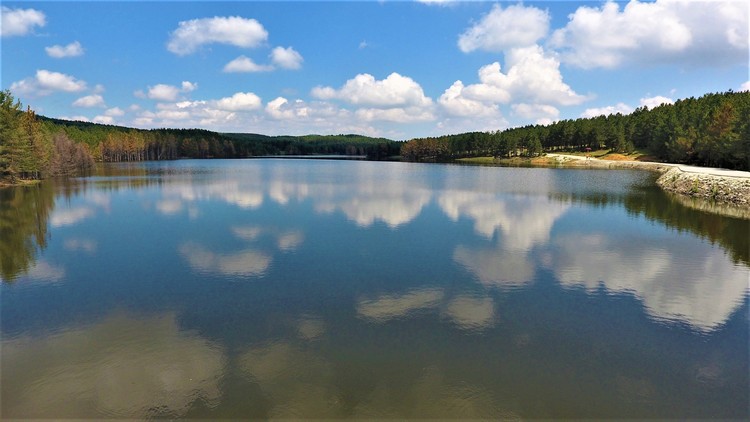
[547,233,749,331]
[63,237,97,253]
[357,288,444,322]
[443,295,496,330]
[439,193,569,250]
[179,242,271,278]
[50,206,94,227]
[454,247,534,288]
[357,288,498,331]
[23,260,65,282]
[1,313,225,419]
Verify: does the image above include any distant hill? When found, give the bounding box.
[37,117,401,161]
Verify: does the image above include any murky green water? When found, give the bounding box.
[1,159,748,419]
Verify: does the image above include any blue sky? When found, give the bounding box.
[2,1,748,140]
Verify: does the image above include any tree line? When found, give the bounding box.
[403,90,750,171]
[40,118,400,162]
[1,91,94,184]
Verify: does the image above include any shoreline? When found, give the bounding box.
[457,154,750,209]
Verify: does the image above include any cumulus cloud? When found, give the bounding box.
[1,6,45,37]
[580,103,633,118]
[104,107,125,116]
[10,70,87,97]
[511,103,560,125]
[639,95,673,109]
[312,72,433,108]
[147,84,180,101]
[440,45,584,122]
[92,115,115,125]
[439,81,502,118]
[214,92,262,111]
[181,81,197,92]
[167,16,268,55]
[72,94,105,108]
[580,95,673,118]
[265,97,313,120]
[223,55,273,72]
[45,41,84,58]
[355,106,434,123]
[741,81,750,92]
[458,3,549,53]
[270,46,303,69]
[142,81,197,101]
[550,0,749,68]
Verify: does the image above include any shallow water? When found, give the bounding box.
[1,159,748,419]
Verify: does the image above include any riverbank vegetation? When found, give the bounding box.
[1,90,399,185]
[1,91,94,185]
[403,91,750,171]
[40,118,400,162]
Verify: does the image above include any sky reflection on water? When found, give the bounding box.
[1,159,747,419]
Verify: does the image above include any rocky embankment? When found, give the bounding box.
[546,154,750,209]
[656,167,750,207]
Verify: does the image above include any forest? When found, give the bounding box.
[38,119,400,162]
[402,91,750,171]
[0,91,94,184]
[2,90,749,185]
[1,90,399,184]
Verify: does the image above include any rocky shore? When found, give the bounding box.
[656,167,750,207]
[543,154,750,208]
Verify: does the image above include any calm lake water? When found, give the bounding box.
[1,159,748,419]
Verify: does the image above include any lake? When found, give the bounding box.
[1,159,748,419]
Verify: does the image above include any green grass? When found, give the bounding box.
[455,156,499,164]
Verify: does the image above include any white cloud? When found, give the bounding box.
[312,72,433,108]
[355,107,434,123]
[45,41,84,58]
[550,0,749,68]
[511,103,560,124]
[181,81,197,92]
[417,0,456,5]
[10,70,87,97]
[1,6,45,37]
[581,95,674,118]
[93,115,115,125]
[438,81,501,118]
[580,103,633,118]
[270,46,303,70]
[59,115,91,123]
[639,95,673,109]
[144,81,197,101]
[440,45,584,121]
[266,97,292,119]
[215,92,262,111]
[105,107,125,117]
[458,3,550,53]
[223,55,273,73]
[167,16,268,55]
[72,94,105,108]
[148,84,180,101]
[741,81,750,92]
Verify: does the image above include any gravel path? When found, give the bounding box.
[546,153,750,178]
